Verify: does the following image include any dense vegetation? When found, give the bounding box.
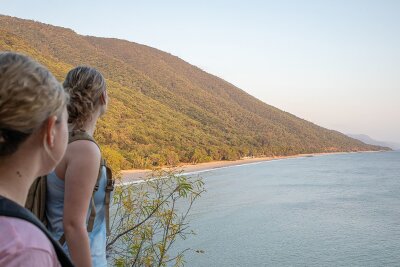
[0,15,388,170]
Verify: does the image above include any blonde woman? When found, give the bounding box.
[0,52,73,266]
[46,66,109,267]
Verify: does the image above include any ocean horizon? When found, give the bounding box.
[171,151,400,266]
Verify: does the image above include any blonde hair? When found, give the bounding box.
[63,66,106,130]
[0,52,68,157]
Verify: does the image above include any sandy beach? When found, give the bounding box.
[120,152,358,184]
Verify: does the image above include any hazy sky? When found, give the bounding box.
[2,0,399,143]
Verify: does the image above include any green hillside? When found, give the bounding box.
[0,15,388,170]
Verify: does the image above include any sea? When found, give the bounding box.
[170,151,400,267]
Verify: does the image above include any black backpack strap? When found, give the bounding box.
[0,197,75,267]
[103,159,114,236]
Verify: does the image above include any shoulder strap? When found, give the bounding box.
[25,176,48,226]
[69,130,102,192]
[104,161,114,236]
[59,131,106,245]
[69,130,99,147]
[0,197,75,267]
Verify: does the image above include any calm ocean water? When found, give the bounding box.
[171,151,400,267]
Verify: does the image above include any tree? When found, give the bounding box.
[162,149,180,166]
[102,145,126,173]
[107,170,205,266]
[188,148,208,164]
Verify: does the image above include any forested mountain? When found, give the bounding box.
[0,15,388,170]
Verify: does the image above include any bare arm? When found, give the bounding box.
[63,141,101,267]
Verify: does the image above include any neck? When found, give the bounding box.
[72,110,100,136]
[81,122,96,136]
[0,152,39,206]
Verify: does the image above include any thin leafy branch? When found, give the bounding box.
[107,169,205,267]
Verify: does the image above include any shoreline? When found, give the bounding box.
[120,151,378,184]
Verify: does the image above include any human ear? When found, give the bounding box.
[44,115,58,148]
[100,90,107,105]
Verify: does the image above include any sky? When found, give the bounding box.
[1,0,399,143]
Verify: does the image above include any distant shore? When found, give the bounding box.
[120,151,378,184]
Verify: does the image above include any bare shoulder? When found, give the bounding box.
[63,140,102,184]
[67,140,101,164]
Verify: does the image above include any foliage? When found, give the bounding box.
[0,15,390,172]
[0,15,390,266]
[107,170,205,267]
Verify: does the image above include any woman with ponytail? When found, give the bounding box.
[46,66,109,267]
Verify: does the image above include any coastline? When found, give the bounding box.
[120,151,371,184]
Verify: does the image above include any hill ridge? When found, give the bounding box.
[0,14,389,170]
